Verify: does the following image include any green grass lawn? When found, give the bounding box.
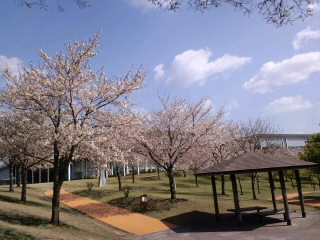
[1,171,320,239]
[0,184,124,240]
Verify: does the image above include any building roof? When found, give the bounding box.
[195,152,318,176]
[260,133,314,138]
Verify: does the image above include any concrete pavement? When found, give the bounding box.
[134,211,320,240]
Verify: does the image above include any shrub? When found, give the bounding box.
[122,185,131,198]
[86,182,94,191]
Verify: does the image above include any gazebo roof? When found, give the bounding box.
[195,152,318,176]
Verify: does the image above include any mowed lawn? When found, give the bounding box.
[1,171,320,239]
[0,185,125,240]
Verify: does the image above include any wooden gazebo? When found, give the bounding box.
[195,152,318,226]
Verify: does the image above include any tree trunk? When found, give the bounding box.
[195,175,199,188]
[132,166,135,183]
[116,166,122,191]
[221,175,226,195]
[284,172,288,182]
[291,179,295,189]
[16,166,21,187]
[257,173,261,194]
[50,143,72,225]
[183,170,186,177]
[51,179,63,225]
[9,163,14,192]
[251,173,257,200]
[237,175,244,195]
[21,168,27,202]
[157,167,160,180]
[168,169,176,199]
[98,167,107,187]
[308,171,313,187]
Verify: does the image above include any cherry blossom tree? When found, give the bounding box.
[238,117,281,199]
[149,0,316,26]
[17,0,90,11]
[209,122,240,194]
[0,113,50,201]
[180,144,211,187]
[134,96,225,199]
[0,34,145,224]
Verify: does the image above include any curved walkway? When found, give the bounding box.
[275,191,320,208]
[44,190,176,236]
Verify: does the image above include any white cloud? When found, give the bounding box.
[203,99,214,109]
[132,107,148,115]
[243,52,320,94]
[125,0,156,10]
[154,64,165,81]
[292,27,320,50]
[264,95,312,114]
[155,49,251,87]
[0,55,23,76]
[308,3,319,12]
[226,100,240,115]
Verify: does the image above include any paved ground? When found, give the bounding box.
[44,190,176,236]
[134,211,320,240]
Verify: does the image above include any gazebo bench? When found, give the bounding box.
[227,206,267,214]
[251,209,285,224]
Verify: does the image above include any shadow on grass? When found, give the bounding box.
[0,228,38,240]
[177,177,211,185]
[141,175,160,181]
[163,211,284,232]
[107,196,187,213]
[0,209,79,231]
[73,189,119,199]
[288,195,320,207]
[0,195,50,208]
[0,210,49,227]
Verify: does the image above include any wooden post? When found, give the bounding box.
[39,169,41,183]
[85,159,88,179]
[230,174,242,226]
[47,168,50,182]
[31,169,34,184]
[211,176,220,221]
[295,170,306,218]
[268,171,277,212]
[279,171,291,225]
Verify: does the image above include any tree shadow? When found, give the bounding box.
[0,210,49,227]
[107,196,187,213]
[0,195,50,208]
[288,195,320,207]
[0,209,79,230]
[141,175,160,181]
[0,227,38,240]
[73,189,119,199]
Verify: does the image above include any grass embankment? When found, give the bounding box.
[66,172,320,226]
[1,172,320,239]
[0,185,124,240]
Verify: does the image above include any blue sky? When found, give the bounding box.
[0,0,319,133]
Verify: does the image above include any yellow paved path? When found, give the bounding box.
[44,190,176,236]
[275,191,320,208]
